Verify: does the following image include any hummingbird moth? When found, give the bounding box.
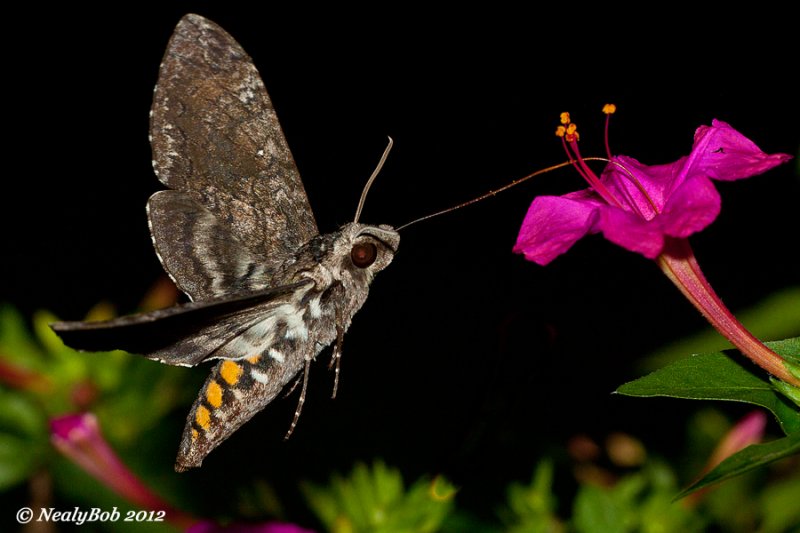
[51,13,399,472]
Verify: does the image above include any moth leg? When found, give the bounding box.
[284,358,311,440]
[282,372,304,399]
[328,325,344,398]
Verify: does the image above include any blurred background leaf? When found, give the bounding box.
[301,460,456,533]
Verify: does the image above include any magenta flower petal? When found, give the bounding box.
[659,174,721,238]
[723,411,767,452]
[684,119,793,182]
[50,413,88,439]
[51,413,165,511]
[706,411,767,472]
[514,192,602,265]
[598,208,664,258]
[515,116,791,262]
[602,155,673,218]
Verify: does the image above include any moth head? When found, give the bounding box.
[340,223,399,279]
[301,138,398,287]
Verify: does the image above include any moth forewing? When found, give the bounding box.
[50,14,399,472]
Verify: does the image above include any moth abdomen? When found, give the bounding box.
[178,347,305,471]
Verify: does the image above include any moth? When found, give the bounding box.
[51,14,399,472]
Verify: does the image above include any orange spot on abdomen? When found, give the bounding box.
[195,405,211,430]
[206,380,223,408]
[220,360,243,385]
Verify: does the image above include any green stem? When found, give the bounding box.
[656,238,799,387]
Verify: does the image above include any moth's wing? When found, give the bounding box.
[150,13,317,299]
[147,191,273,299]
[50,281,312,366]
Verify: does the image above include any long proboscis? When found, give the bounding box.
[396,159,604,231]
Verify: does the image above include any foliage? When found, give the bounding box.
[0,296,193,533]
[301,460,456,533]
[617,337,800,496]
[2,291,799,531]
[569,463,705,533]
[498,460,562,532]
[0,302,190,490]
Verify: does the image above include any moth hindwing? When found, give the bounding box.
[50,13,399,472]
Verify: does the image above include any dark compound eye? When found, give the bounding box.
[350,242,377,268]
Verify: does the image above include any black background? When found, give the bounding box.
[3,3,798,523]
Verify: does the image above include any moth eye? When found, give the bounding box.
[350,242,378,268]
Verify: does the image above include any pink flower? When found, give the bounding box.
[687,411,767,503]
[514,115,791,265]
[707,411,767,470]
[50,413,196,529]
[512,108,798,386]
[50,413,316,532]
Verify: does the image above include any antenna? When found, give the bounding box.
[354,137,393,223]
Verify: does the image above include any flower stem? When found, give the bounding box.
[656,238,799,386]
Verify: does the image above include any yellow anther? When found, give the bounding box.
[560,112,571,125]
[556,125,566,137]
[564,121,580,142]
[602,103,616,115]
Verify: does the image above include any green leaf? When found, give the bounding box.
[769,337,800,365]
[0,389,47,438]
[301,461,455,533]
[570,463,704,533]
[0,390,48,489]
[497,460,564,533]
[675,431,800,500]
[572,485,626,533]
[0,434,43,489]
[34,310,89,383]
[771,378,800,408]
[616,347,800,434]
[786,359,800,380]
[0,303,46,367]
[758,476,800,533]
[301,480,341,529]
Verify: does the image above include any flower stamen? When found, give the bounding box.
[602,104,616,160]
[607,159,661,217]
[556,112,622,208]
[558,106,662,219]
